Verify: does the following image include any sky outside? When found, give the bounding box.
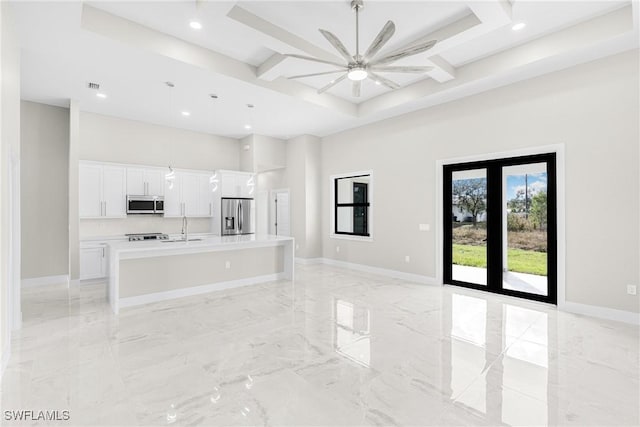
[506,173,547,200]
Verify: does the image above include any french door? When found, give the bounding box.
[443,154,557,304]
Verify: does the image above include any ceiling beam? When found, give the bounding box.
[80,5,357,117]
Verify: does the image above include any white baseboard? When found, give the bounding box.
[21,274,69,288]
[561,301,640,325]
[119,272,285,310]
[1,338,10,379]
[320,258,437,285]
[295,257,323,265]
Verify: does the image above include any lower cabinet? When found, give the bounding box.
[80,244,108,281]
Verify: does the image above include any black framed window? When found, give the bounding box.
[334,174,371,237]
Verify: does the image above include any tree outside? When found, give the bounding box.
[452,178,486,227]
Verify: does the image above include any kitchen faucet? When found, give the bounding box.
[182,215,188,241]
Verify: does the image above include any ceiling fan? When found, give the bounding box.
[286,0,436,97]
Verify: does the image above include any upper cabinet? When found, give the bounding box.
[217,170,255,198]
[126,167,164,196]
[79,161,247,220]
[164,169,215,218]
[79,162,126,218]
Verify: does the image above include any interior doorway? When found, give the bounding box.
[270,189,290,236]
[443,153,557,304]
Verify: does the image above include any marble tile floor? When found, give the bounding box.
[1,264,638,426]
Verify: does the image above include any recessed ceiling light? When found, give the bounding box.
[96,93,107,99]
[182,111,191,116]
[374,80,381,86]
[189,21,202,30]
[512,22,526,31]
[244,124,252,130]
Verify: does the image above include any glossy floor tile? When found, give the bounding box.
[1,264,638,426]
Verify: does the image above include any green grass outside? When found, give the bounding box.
[453,244,547,276]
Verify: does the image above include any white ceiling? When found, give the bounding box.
[13,0,639,139]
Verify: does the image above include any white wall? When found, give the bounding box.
[77,112,241,238]
[20,101,69,279]
[0,0,21,370]
[321,50,639,314]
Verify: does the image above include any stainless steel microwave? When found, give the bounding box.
[126,195,164,215]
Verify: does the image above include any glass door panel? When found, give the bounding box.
[503,163,548,296]
[451,169,488,286]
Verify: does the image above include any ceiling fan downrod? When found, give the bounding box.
[351,0,364,61]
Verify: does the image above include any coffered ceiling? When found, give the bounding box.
[13,1,639,139]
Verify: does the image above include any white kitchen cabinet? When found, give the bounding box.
[126,167,165,196]
[218,171,255,198]
[79,164,102,217]
[164,172,183,217]
[80,245,107,280]
[163,171,213,217]
[182,172,200,217]
[79,162,126,218]
[102,166,127,217]
[198,174,215,217]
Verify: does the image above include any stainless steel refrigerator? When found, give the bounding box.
[221,198,255,235]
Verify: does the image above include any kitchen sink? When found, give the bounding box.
[161,238,203,243]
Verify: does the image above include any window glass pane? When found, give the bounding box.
[451,169,487,286]
[336,176,370,204]
[336,206,369,235]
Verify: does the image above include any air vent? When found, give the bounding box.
[87,82,100,90]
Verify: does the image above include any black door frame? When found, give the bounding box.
[443,153,557,304]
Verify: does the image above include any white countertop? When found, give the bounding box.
[108,234,294,259]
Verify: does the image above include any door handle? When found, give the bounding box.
[104,201,107,216]
[209,203,212,217]
[238,203,242,232]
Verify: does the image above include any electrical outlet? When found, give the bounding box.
[336,246,340,253]
[225,261,231,269]
[405,255,410,263]
[419,224,430,231]
[627,285,637,295]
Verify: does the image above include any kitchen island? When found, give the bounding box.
[107,234,294,313]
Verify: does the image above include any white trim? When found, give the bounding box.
[21,274,70,288]
[434,143,566,309]
[1,339,10,379]
[295,257,323,265]
[118,273,285,309]
[321,258,437,285]
[562,302,640,326]
[329,234,374,242]
[329,170,374,240]
[80,278,108,286]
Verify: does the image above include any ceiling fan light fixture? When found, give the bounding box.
[348,67,368,81]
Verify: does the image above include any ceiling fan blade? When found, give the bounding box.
[352,80,361,98]
[371,39,437,66]
[368,72,400,90]
[318,73,347,94]
[288,70,347,80]
[319,29,354,64]
[363,20,395,61]
[285,54,346,68]
[369,65,434,73]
